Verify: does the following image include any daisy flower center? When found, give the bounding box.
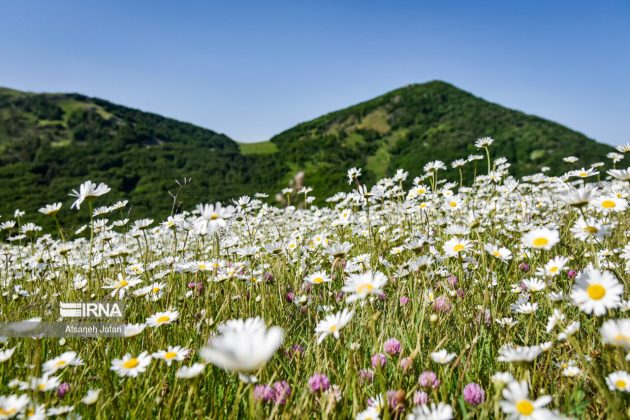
[584,226,599,233]
[123,358,139,369]
[601,200,616,209]
[119,279,129,287]
[549,267,559,273]
[313,277,324,284]
[586,284,606,300]
[357,283,374,295]
[56,360,67,366]
[453,244,465,252]
[516,399,534,415]
[0,408,17,416]
[157,316,171,323]
[493,251,501,257]
[37,383,47,391]
[152,287,161,293]
[449,201,457,207]
[615,379,627,389]
[210,213,220,220]
[532,237,548,247]
[328,325,338,332]
[165,352,177,359]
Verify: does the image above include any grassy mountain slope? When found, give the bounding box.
[269,81,613,192]
[0,88,286,226]
[0,81,614,226]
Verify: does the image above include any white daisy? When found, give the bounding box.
[342,271,388,303]
[570,269,623,316]
[146,310,179,327]
[499,380,554,419]
[605,371,630,392]
[110,352,152,377]
[430,349,456,364]
[152,346,189,366]
[315,308,354,343]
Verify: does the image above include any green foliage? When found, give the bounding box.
[270,81,613,192]
[238,141,279,155]
[0,81,614,226]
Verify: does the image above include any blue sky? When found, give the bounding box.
[1,0,628,145]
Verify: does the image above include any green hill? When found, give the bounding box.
[0,81,614,226]
[268,81,613,192]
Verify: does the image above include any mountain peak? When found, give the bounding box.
[0,83,612,224]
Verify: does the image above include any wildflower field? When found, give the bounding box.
[1,138,629,419]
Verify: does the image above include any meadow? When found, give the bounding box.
[0,138,629,419]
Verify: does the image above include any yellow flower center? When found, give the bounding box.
[119,279,129,287]
[614,334,629,344]
[156,316,170,324]
[493,251,501,257]
[56,360,67,366]
[210,213,220,220]
[313,277,324,284]
[601,200,616,209]
[152,287,161,294]
[123,358,139,369]
[0,408,17,416]
[164,352,177,359]
[449,201,457,208]
[532,237,548,247]
[615,379,627,389]
[586,284,606,300]
[549,267,559,273]
[579,172,588,177]
[328,325,338,332]
[357,283,374,295]
[37,383,47,391]
[453,244,465,252]
[516,399,534,415]
[584,226,599,233]
[198,264,207,270]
